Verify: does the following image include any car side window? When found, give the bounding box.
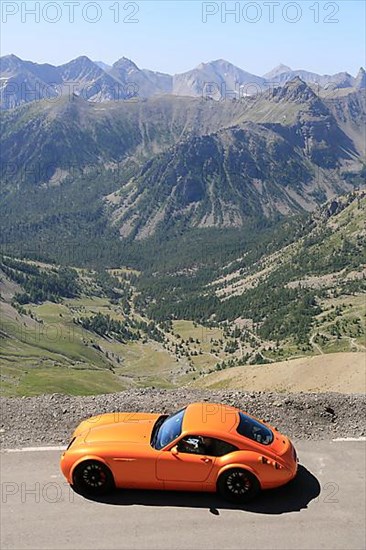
[211,438,239,457]
[177,436,203,454]
[177,435,238,457]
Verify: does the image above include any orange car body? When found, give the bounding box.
[60,402,298,493]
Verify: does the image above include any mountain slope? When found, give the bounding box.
[109,123,320,239]
[1,80,364,252]
[0,54,60,109]
[0,93,258,185]
[2,79,363,186]
[212,191,366,301]
[324,91,366,155]
[107,81,363,238]
[193,352,366,392]
[135,191,365,366]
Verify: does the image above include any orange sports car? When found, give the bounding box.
[60,402,298,502]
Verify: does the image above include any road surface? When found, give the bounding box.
[1,440,365,550]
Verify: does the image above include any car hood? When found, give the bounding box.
[73,412,161,443]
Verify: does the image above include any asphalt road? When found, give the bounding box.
[1,440,365,550]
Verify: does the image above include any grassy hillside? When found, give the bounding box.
[192,352,365,393]
[135,192,366,365]
[0,258,256,395]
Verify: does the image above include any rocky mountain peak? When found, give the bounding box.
[194,59,239,72]
[263,64,292,79]
[58,56,102,78]
[355,67,366,89]
[64,55,95,67]
[273,77,319,103]
[211,59,234,68]
[113,57,140,73]
[0,53,25,72]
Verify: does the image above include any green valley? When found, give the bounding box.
[1,192,364,396]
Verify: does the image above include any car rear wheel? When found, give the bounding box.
[217,468,260,503]
[72,460,114,496]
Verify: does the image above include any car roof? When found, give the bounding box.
[182,402,239,435]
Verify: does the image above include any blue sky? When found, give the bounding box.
[1,1,365,76]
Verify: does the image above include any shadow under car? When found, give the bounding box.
[79,464,320,515]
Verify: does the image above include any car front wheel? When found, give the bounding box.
[72,460,114,496]
[217,468,260,503]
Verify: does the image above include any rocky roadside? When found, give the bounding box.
[1,389,365,448]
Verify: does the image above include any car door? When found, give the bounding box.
[107,444,162,489]
[156,435,215,486]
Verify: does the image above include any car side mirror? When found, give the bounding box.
[171,445,179,456]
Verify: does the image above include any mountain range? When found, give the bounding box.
[1,74,365,252]
[1,54,365,109]
[0,55,365,389]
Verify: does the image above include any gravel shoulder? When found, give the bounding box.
[1,389,365,448]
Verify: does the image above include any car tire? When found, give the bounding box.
[217,468,260,503]
[72,460,114,496]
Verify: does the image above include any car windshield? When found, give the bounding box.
[151,408,185,450]
[237,412,274,445]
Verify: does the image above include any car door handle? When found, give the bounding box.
[200,457,212,463]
